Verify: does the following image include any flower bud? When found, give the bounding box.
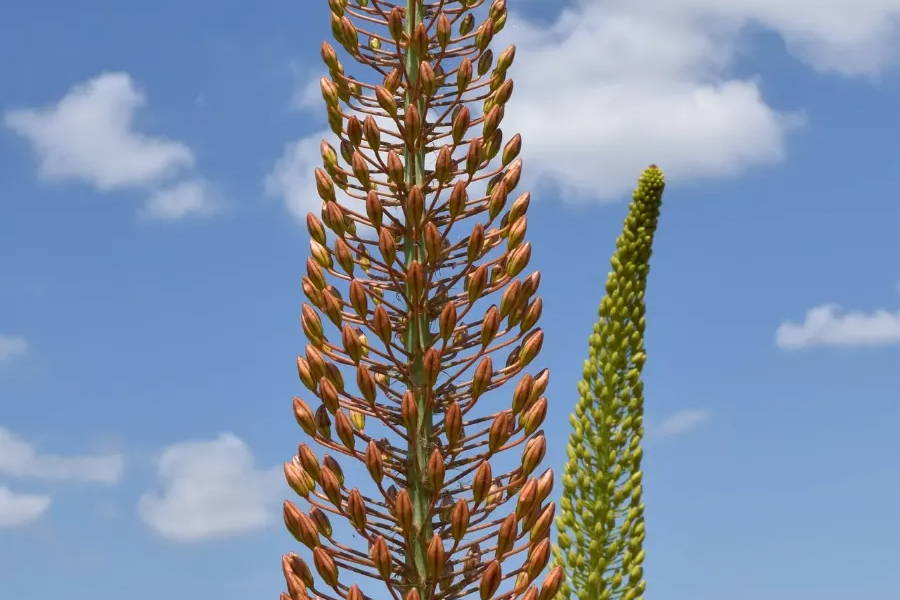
[309,506,332,537]
[445,400,463,448]
[364,115,381,149]
[292,396,316,435]
[536,468,554,503]
[488,410,513,452]
[518,328,544,367]
[334,409,355,450]
[439,301,458,341]
[284,461,312,498]
[530,501,555,542]
[370,535,393,580]
[466,137,483,176]
[521,434,546,476]
[452,106,471,144]
[424,222,443,263]
[480,560,502,600]
[297,444,320,480]
[378,227,396,265]
[427,447,445,491]
[426,533,446,577]
[437,13,451,48]
[375,86,397,116]
[459,13,475,36]
[393,488,414,534]
[449,180,468,217]
[347,488,367,532]
[451,498,470,541]
[313,547,339,587]
[401,391,418,430]
[473,461,492,506]
[320,466,343,507]
[496,513,516,558]
[481,305,501,348]
[526,538,551,579]
[467,265,488,304]
[506,242,532,278]
[472,356,493,399]
[423,346,441,386]
[521,396,548,435]
[457,58,473,93]
[365,440,383,483]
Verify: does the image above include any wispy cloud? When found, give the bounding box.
[265,129,331,221]
[141,179,216,221]
[0,335,28,361]
[776,304,900,349]
[653,409,711,438]
[4,72,214,220]
[137,433,282,542]
[0,486,51,528]
[0,427,125,483]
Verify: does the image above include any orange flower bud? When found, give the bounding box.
[521,434,546,476]
[473,461,493,506]
[536,468,554,503]
[467,223,485,263]
[393,488,414,534]
[439,301,458,342]
[449,179,468,217]
[314,404,331,438]
[357,364,376,404]
[526,538,551,579]
[363,115,380,149]
[451,498,470,541]
[284,461,311,498]
[445,400,463,448]
[467,265,488,304]
[452,106,471,145]
[530,501,555,542]
[313,547,339,587]
[334,409,355,450]
[320,466,343,507]
[472,356,493,399]
[369,535,393,580]
[288,553,314,588]
[427,447,445,491]
[371,305,392,345]
[506,242,532,278]
[378,227,396,265]
[365,440,383,483]
[292,397,316,435]
[401,390,418,430]
[516,478,538,520]
[297,444,320,480]
[310,506,332,537]
[318,376,339,413]
[465,137,483,176]
[426,532,446,577]
[481,305,501,348]
[479,560,502,600]
[488,410,513,452]
[496,513,516,558]
[347,488,367,532]
[375,85,397,116]
[521,396,547,435]
[347,585,364,600]
[406,260,425,301]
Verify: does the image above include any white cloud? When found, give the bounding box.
[141,179,215,220]
[4,72,215,220]
[776,304,900,349]
[0,487,51,528]
[4,72,192,190]
[499,2,794,203]
[0,427,125,483]
[0,335,28,361]
[265,130,330,221]
[654,409,711,437]
[138,433,282,542]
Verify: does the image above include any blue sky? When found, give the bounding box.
[1,1,899,599]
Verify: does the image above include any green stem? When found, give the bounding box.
[402,0,433,597]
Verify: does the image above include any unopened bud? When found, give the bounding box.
[312,547,339,587]
[479,560,502,600]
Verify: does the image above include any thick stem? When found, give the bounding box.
[402,0,434,598]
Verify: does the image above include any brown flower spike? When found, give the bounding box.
[282,1,558,600]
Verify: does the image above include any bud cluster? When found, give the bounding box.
[282,2,559,600]
[552,167,665,600]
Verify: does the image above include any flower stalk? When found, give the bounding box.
[282,2,559,600]
[553,166,665,600]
